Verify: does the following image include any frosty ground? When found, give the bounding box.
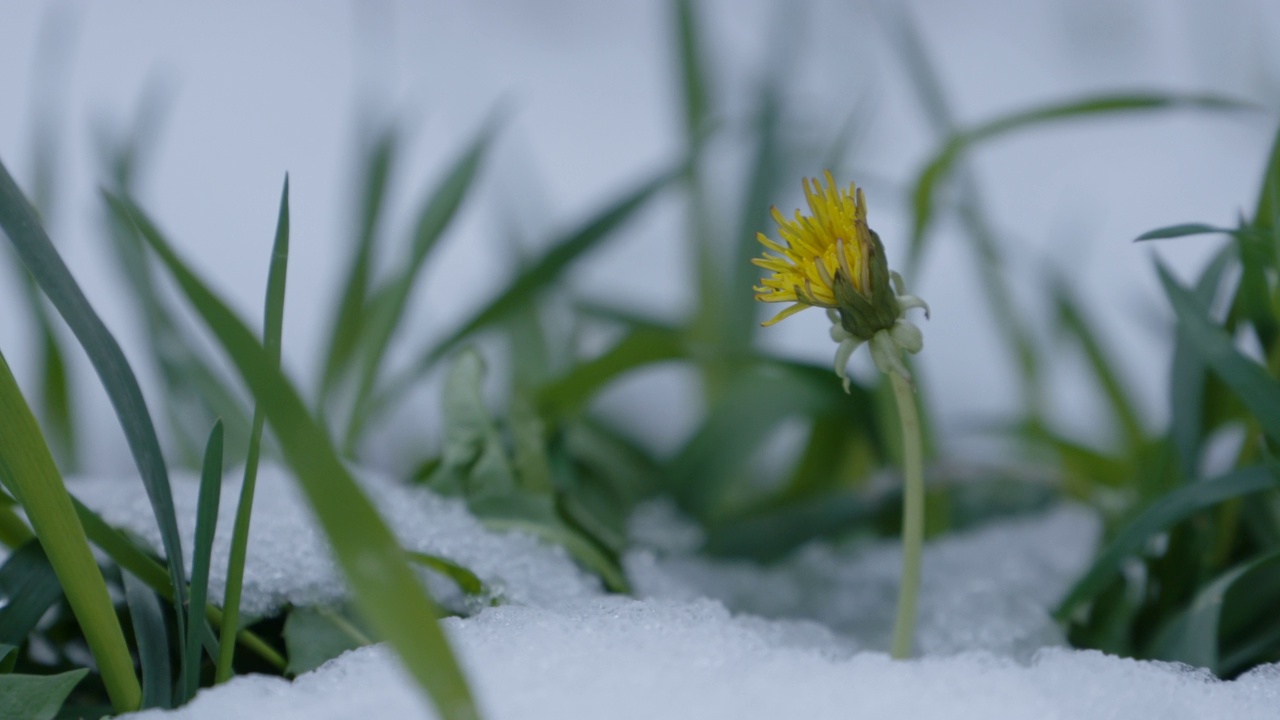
[48,464,1279,719]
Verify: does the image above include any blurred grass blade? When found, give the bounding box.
[405,551,487,597]
[1147,549,1280,673]
[118,192,481,720]
[0,348,141,712]
[319,126,398,411]
[373,160,686,417]
[344,127,493,451]
[910,93,1249,267]
[1135,223,1244,242]
[1158,262,1280,445]
[1056,465,1277,621]
[1253,119,1280,249]
[0,157,189,659]
[0,543,61,644]
[674,0,709,144]
[123,571,172,709]
[218,174,289,684]
[284,605,374,676]
[0,668,88,720]
[182,421,223,704]
[536,325,686,420]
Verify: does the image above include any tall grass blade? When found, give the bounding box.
[114,192,482,720]
[0,157,189,664]
[182,421,223,704]
[0,348,141,712]
[1056,465,1278,621]
[319,126,397,411]
[0,543,61,644]
[218,174,290,683]
[123,571,172,709]
[344,127,493,451]
[373,160,686,417]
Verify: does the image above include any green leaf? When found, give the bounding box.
[0,643,15,673]
[284,605,374,676]
[122,571,172,709]
[0,347,141,712]
[429,350,518,501]
[113,192,481,720]
[1252,119,1280,255]
[1147,549,1280,673]
[404,551,488,598]
[219,174,290,684]
[1134,223,1241,241]
[536,325,686,420]
[0,543,62,645]
[0,668,88,720]
[319,126,398,411]
[182,420,224,704]
[1056,465,1279,622]
[344,124,494,452]
[911,93,1250,264]
[1157,261,1280,445]
[674,0,710,144]
[0,157,189,663]
[373,160,686,418]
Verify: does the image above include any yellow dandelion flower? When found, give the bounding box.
[754,172,929,388]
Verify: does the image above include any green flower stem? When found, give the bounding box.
[889,370,925,660]
[0,350,142,712]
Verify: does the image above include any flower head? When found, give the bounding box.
[754,172,929,390]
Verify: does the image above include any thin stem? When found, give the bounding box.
[889,370,925,660]
[216,408,265,682]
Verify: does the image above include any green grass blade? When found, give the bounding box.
[283,605,374,676]
[182,421,223,704]
[0,668,88,720]
[1134,223,1242,241]
[1168,247,1233,479]
[536,325,686,420]
[910,93,1250,267]
[218,174,290,684]
[318,126,398,411]
[122,571,172,709]
[1158,262,1280,445]
[404,551,487,597]
[344,127,493,451]
[371,161,686,418]
[117,193,481,720]
[1056,465,1278,622]
[0,543,62,644]
[72,496,286,671]
[674,0,709,144]
[0,157,189,660]
[0,348,141,712]
[0,505,36,549]
[1252,119,1280,250]
[1147,549,1280,673]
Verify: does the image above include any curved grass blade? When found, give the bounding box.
[0,157,189,665]
[910,93,1251,265]
[371,160,687,419]
[1135,223,1246,242]
[218,174,290,684]
[1056,465,1278,622]
[0,543,61,645]
[116,193,481,720]
[1158,262,1280,445]
[0,348,141,712]
[404,551,487,597]
[181,421,223,704]
[344,126,494,451]
[536,325,686,420]
[123,571,172,709]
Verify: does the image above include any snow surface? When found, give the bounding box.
[61,463,1276,719]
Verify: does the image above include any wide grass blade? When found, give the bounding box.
[0,543,62,644]
[1056,465,1278,621]
[112,192,481,720]
[0,668,88,720]
[123,571,172,709]
[344,126,493,451]
[536,325,686,420]
[182,421,223,704]
[1158,262,1280,446]
[0,348,141,712]
[372,160,686,418]
[218,174,290,684]
[0,157,189,666]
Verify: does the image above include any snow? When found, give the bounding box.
[64,462,1278,720]
[124,599,1280,720]
[68,463,600,617]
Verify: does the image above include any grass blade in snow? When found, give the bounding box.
[218,174,290,683]
[0,157,189,661]
[123,571,172,709]
[182,421,223,704]
[114,192,481,720]
[0,668,89,720]
[0,349,141,712]
[0,543,62,644]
